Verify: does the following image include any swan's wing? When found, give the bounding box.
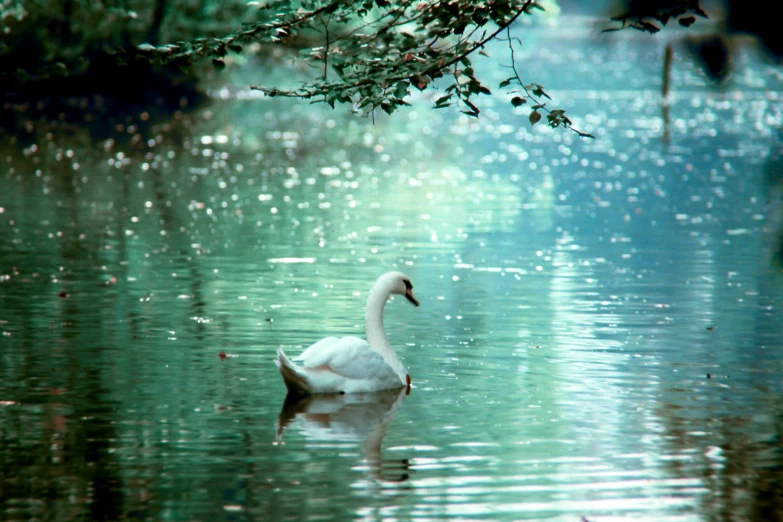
[299,336,393,381]
[294,336,340,363]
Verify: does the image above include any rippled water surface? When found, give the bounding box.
[2,19,783,522]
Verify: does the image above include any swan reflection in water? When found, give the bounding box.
[276,387,410,482]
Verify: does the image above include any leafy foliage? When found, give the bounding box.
[2,0,591,136]
[243,0,546,121]
[603,0,708,34]
[0,0,252,83]
[242,0,586,134]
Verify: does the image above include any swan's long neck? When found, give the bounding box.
[365,283,407,384]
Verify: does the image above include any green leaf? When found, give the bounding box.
[511,96,526,107]
[434,94,453,107]
[212,59,226,71]
[393,81,409,100]
[635,21,660,33]
[463,99,479,114]
[529,110,542,125]
[499,77,516,88]
[229,44,243,53]
[678,16,696,27]
[530,84,551,99]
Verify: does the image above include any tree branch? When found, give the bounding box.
[251,0,539,99]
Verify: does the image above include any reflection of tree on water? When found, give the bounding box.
[655,396,783,522]
[0,323,125,520]
[763,138,783,269]
[0,146,216,520]
[0,161,125,518]
[276,387,409,483]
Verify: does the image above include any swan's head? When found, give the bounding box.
[379,271,420,307]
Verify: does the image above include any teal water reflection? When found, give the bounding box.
[2,21,783,521]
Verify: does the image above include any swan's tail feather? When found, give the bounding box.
[276,348,311,396]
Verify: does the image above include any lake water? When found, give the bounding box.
[2,16,783,522]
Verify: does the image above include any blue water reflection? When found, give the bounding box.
[2,16,783,522]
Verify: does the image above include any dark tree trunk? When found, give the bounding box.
[145,0,169,46]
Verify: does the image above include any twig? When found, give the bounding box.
[501,27,594,138]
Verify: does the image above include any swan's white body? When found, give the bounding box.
[276,271,419,395]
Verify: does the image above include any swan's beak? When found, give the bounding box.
[405,290,420,307]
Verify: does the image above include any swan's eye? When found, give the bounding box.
[403,279,412,290]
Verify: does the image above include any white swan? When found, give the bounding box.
[276,271,419,395]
